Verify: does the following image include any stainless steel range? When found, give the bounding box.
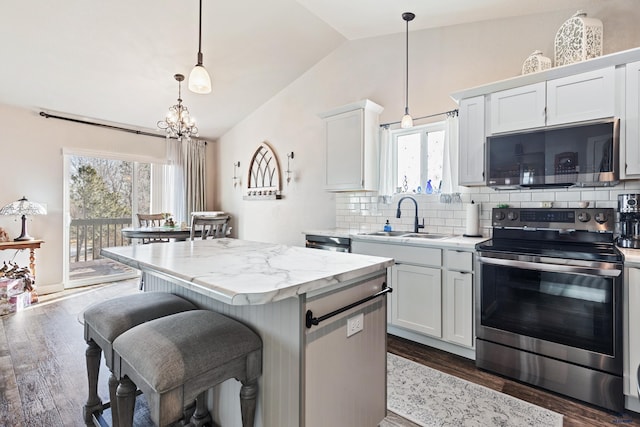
[476,207,623,412]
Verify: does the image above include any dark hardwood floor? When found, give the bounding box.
[1,279,639,426]
[388,335,640,427]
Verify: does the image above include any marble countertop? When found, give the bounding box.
[303,228,487,250]
[350,233,487,250]
[620,247,640,266]
[101,238,393,306]
[303,228,352,239]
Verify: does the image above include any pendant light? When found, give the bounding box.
[400,12,415,129]
[188,0,212,94]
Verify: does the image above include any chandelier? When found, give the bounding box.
[157,74,199,140]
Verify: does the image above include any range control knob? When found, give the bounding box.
[594,212,608,224]
[507,211,518,221]
[494,211,505,220]
[577,212,591,222]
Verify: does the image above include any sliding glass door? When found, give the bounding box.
[63,151,164,288]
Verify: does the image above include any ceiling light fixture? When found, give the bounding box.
[157,74,199,140]
[188,0,212,94]
[400,12,415,129]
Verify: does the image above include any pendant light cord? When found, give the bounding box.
[405,17,409,115]
[197,0,203,60]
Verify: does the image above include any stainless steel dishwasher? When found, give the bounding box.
[305,234,351,252]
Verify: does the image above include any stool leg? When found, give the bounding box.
[189,392,212,427]
[83,340,103,424]
[239,380,259,427]
[116,377,136,427]
[108,373,120,427]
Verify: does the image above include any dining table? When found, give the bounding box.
[121,226,198,241]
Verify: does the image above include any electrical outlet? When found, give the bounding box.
[347,313,364,337]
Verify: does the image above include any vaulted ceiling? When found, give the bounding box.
[0,0,592,139]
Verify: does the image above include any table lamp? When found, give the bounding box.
[0,196,47,241]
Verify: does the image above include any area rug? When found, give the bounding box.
[387,353,563,427]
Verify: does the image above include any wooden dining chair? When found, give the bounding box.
[136,213,168,243]
[190,215,230,240]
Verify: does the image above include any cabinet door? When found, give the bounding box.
[325,109,365,190]
[489,82,546,134]
[626,267,640,397]
[624,61,640,177]
[391,264,441,338]
[546,67,615,126]
[459,96,486,185]
[443,270,473,347]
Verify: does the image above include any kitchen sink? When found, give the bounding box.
[364,231,408,237]
[363,231,450,239]
[401,233,449,239]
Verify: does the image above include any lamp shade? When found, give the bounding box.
[0,197,47,216]
[188,64,212,94]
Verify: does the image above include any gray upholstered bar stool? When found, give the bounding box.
[112,309,263,427]
[82,292,197,424]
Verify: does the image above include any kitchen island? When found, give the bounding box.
[101,238,393,427]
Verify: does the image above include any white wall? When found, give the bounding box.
[0,105,216,292]
[217,2,640,246]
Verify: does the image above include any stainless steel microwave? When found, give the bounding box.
[486,118,619,189]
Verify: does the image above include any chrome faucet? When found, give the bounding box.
[396,196,425,233]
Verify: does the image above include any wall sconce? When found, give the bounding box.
[233,161,240,188]
[286,152,294,184]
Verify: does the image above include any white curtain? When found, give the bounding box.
[441,112,459,195]
[165,138,185,224]
[377,126,394,203]
[182,139,207,219]
[165,138,206,225]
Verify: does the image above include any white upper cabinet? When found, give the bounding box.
[546,67,615,126]
[488,67,615,134]
[489,82,546,134]
[458,96,486,185]
[624,61,640,177]
[319,99,383,192]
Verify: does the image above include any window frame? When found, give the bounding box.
[390,121,446,194]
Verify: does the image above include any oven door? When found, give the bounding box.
[476,252,623,375]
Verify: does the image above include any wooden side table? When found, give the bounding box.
[0,240,44,278]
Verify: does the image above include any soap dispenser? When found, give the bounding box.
[384,220,392,232]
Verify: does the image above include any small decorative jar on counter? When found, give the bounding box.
[521,50,552,75]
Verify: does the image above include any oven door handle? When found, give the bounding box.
[478,256,621,277]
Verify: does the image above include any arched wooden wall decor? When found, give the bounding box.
[244,141,283,200]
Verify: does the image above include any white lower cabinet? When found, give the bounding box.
[391,263,442,337]
[443,270,473,347]
[351,240,475,356]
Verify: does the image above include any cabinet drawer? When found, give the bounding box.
[351,241,441,267]
[445,250,473,272]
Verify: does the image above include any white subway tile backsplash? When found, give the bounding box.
[555,191,581,202]
[335,183,640,238]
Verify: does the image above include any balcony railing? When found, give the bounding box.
[70,218,132,262]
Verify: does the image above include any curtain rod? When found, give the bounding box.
[380,108,458,128]
[39,111,207,144]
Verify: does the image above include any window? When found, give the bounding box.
[392,122,446,194]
